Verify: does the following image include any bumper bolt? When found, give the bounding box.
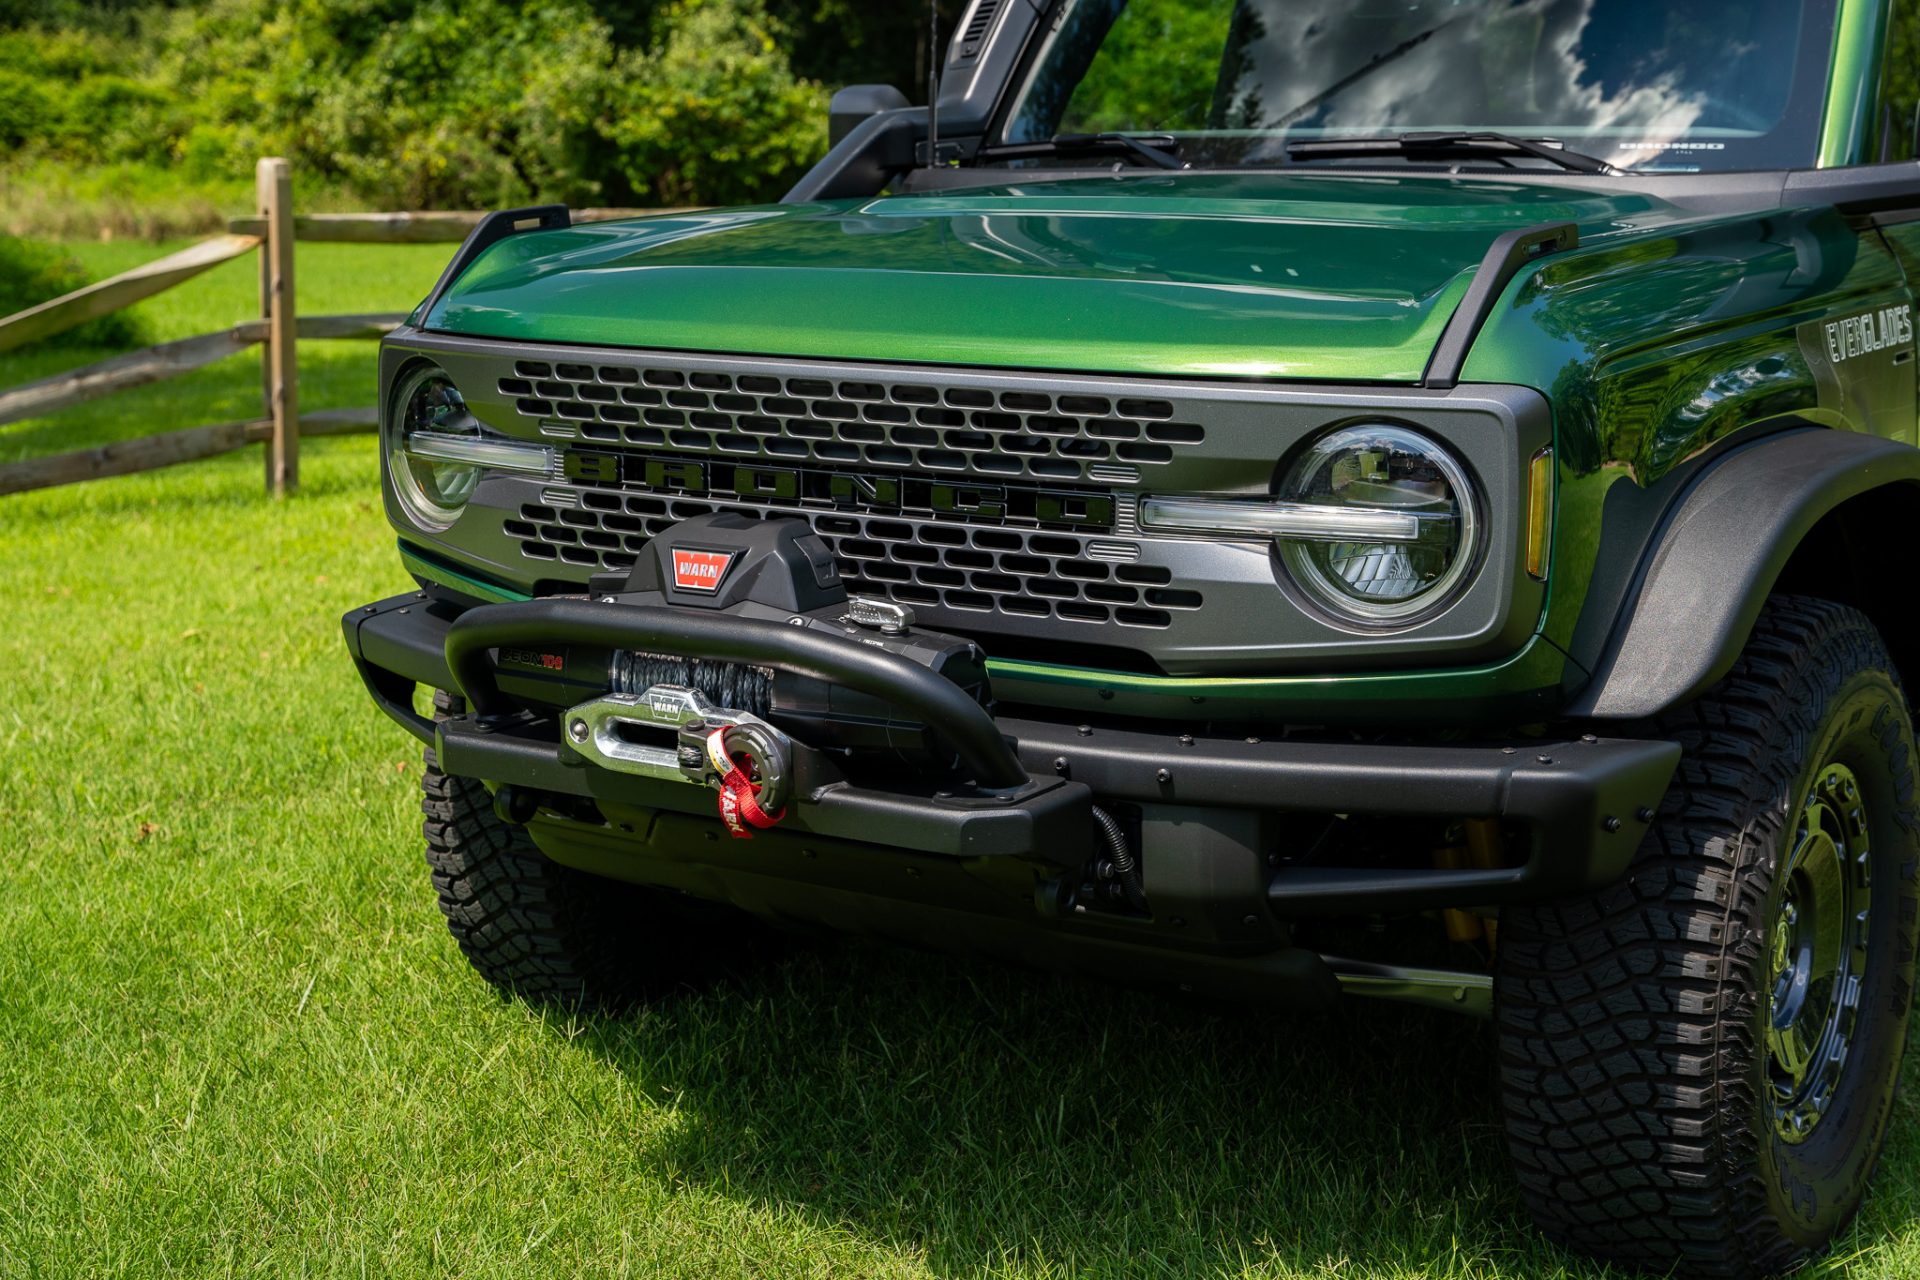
[1637,806,1655,822]
[1603,815,1622,833]
[1052,756,1069,774]
[1155,768,1171,783]
[567,719,589,743]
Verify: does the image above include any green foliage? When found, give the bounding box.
[0,0,179,33]
[0,0,834,212]
[0,69,54,149]
[768,0,962,95]
[604,0,826,206]
[60,73,181,162]
[0,234,144,349]
[1883,0,1919,161]
[161,0,630,209]
[1057,0,1237,135]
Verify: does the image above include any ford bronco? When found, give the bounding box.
[343,0,1920,1272]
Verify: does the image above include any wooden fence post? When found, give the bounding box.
[256,157,298,497]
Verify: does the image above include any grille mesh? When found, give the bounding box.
[497,360,1203,484]
[506,488,1202,631]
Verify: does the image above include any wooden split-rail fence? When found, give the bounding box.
[0,158,661,499]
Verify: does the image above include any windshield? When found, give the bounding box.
[1000,0,1837,173]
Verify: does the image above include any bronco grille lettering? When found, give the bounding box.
[567,451,1116,531]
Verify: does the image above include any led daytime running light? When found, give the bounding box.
[1138,495,1438,543]
[404,430,554,475]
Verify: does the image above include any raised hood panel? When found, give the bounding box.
[422,174,1688,382]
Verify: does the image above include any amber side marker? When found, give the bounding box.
[1525,447,1554,580]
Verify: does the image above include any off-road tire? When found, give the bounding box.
[1496,597,1920,1277]
[422,692,763,1007]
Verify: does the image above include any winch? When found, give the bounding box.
[552,513,997,830]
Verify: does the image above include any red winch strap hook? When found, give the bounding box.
[705,725,786,839]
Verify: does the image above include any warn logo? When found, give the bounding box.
[670,547,735,593]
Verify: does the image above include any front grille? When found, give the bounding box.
[392,332,1543,680]
[496,359,1204,485]
[508,486,1202,631]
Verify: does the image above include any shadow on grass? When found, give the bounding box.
[566,941,1557,1277]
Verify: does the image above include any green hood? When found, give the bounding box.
[421,173,1694,382]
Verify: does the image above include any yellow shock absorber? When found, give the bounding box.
[1465,818,1504,953]
[1434,844,1483,944]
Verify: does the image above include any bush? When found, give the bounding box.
[146,0,824,209]
[0,69,54,150]
[0,0,838,213]
[0,235,145,349]
[60,74,183,162]
[604,0,827,207]
[0,26,188,165]
[296,0,626,208]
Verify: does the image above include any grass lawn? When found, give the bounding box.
[4,242,1920,1278]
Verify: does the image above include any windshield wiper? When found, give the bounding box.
[1288,132,1619,175]
[980,132,1186,170]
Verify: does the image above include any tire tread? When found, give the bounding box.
[1497,597,1908,1277]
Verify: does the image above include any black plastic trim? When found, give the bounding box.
[1008,718,1679,912]
[340,591,453,744]
[1423,222,1578,390]
[444,597,1030,789]
[1782,161,1920,216]
[785,107,926,203]
[828,84,912,149]
[1568,428,1920,719]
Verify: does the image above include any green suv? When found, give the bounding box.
[343,1,1920,1272]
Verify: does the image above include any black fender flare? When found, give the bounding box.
[1568,427,1920,720]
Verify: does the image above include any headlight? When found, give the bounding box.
[1275,425,1479,623]
[385,364,552,531]
[1137,423,1481,627]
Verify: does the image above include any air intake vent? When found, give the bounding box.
[957,0,1001,59]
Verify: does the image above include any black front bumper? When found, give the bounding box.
[344,590,1681,920]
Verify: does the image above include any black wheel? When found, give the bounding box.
[1496,596,1920,1277]
[422,692,768,1007]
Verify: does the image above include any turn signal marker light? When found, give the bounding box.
[1525,447,1553,580]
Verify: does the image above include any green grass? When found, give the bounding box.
[5,243,1920,1278]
